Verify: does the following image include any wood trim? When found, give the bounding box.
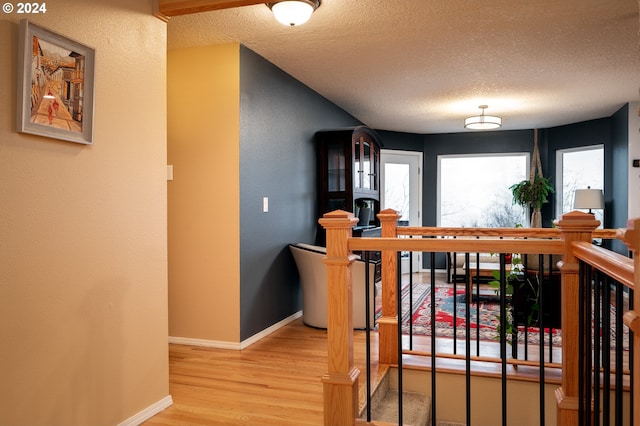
[157,0,265,18]
[398,226,563,238]
[397,225,617,239]
[571,240,635,289]
[348,237,565,255]
[620,217,640,426]
[554,211,601,426]
[320,208,636,425]
[378,209,399,365]
[318,210,360,425]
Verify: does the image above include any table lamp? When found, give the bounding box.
[573,187,604,214]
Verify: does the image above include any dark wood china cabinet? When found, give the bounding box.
[315,126,382,246]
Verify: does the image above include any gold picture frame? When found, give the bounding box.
[17,20,95,145]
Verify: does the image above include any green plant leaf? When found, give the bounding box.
[510,174,554,209]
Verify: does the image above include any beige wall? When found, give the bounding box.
[167,44,241,343]
[399,369,560,425]
[0,1,169,425]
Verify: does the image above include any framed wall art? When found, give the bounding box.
[17,20,95,145]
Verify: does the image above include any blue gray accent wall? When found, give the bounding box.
[610,104,630,253]
[545,117,612,225]
[380,118,631,265]
[238,46,361,340]
[545,110,630,253]
[237,46,631,337]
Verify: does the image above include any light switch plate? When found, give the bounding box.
[263,197,269,212]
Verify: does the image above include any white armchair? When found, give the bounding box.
[289,243,377,329]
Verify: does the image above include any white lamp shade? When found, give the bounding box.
[271,1,315,26]
[573,188,604,210]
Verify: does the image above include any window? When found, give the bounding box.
[556,145,604,223]
[438,154,529,227]
[383,163,410,222]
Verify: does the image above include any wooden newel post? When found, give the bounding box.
[554,210,600,426]
[318,209,360,426]
[620,217,640,426]
[378,209,399,365]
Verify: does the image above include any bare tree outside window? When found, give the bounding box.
[438,154,528,228]
[556,145,604,225]
[384,163,410,222]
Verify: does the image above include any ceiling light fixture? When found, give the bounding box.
[464,105,502,130]
[267,0,320,26]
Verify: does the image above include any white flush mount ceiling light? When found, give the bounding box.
[464,105,502,130]
[267,0,320,26]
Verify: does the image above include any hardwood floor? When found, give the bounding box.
[144,319,383,425]
[145,272,627,424]
[144,318,562,425]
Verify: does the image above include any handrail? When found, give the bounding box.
[319,210,638,425]
[347,236,564,255]
[396,226,618,239]
[620,218,640,426]
[570,241,634,289]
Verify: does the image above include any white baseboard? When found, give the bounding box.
[169,335,242,350]
[118,395,173,426]
[168,311,303,351]
[240,311,302,349]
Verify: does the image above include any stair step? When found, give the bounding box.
[359,368,463,426]
[361,389,430,426]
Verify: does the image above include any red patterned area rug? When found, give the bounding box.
[375,282,631,348]
[404,283,561,346]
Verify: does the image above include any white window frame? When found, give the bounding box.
[437,152,530,227]
[555,144,604,219]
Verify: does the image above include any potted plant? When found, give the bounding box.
[489,254,541,344]
[509,172,554,228]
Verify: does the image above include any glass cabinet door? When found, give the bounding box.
[327,141,345,192]
[354,137,362,189]
[353,135,379,193]
[362,141,371,190]
[371,144,378,191]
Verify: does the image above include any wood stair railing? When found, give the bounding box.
[319,209,639,426]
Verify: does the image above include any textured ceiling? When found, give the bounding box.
[167,0,640,134]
